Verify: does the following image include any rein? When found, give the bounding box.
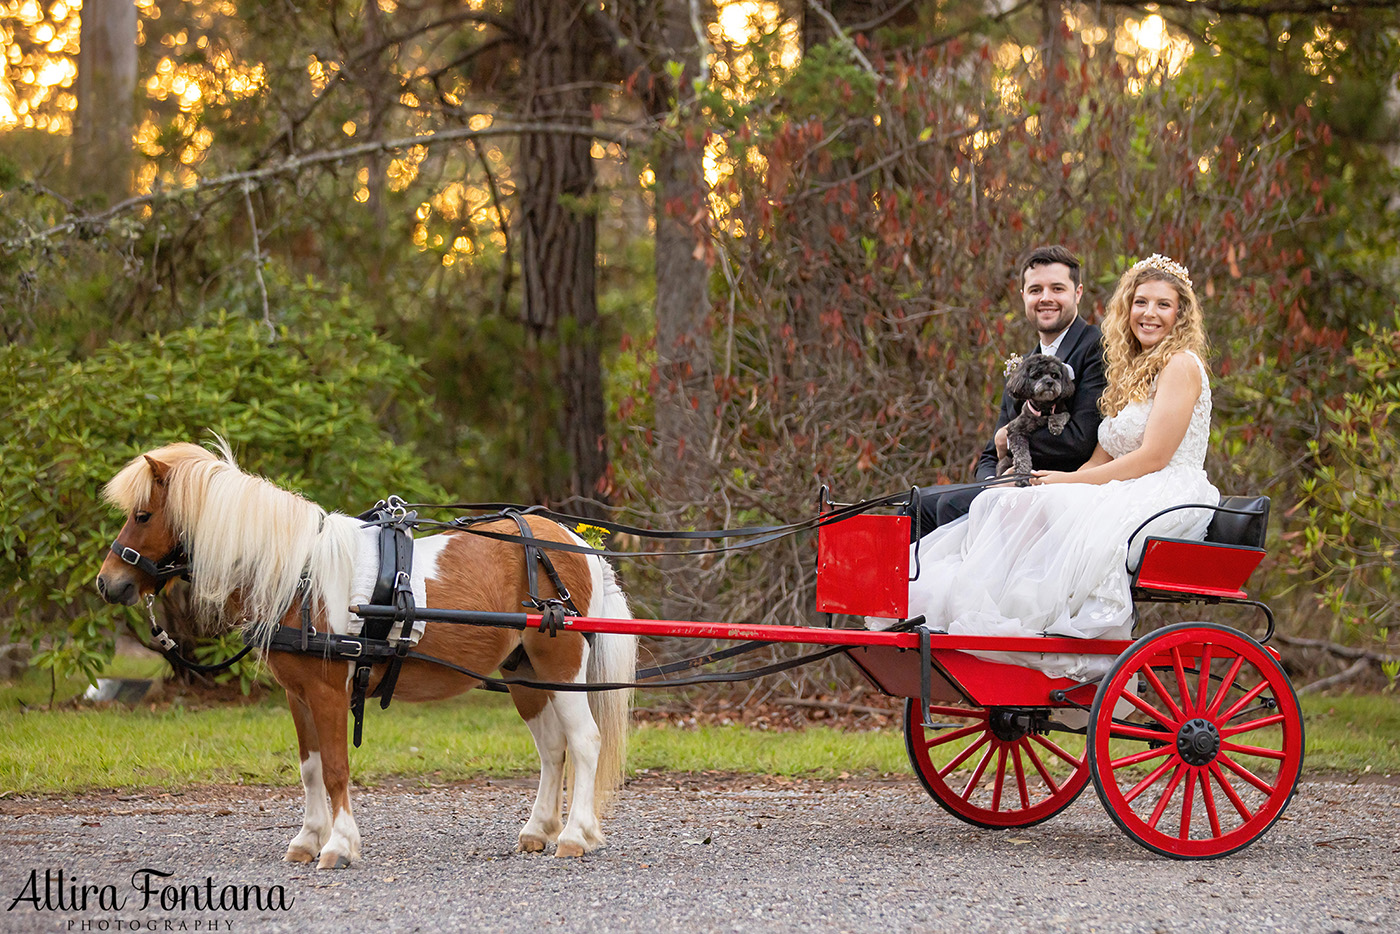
[391,477,1021,559]
[142,593,255,675]
[257,622,852,694]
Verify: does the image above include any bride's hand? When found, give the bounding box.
[1031,470,1070,486]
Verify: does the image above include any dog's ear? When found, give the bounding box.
[1057,360,1076,396]
[1006,360,1031,399]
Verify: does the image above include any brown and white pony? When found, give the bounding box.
[95,441,636,868]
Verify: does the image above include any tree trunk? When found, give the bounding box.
[517,0,608,518]
[74,0,137,202]
[652,0,716,504]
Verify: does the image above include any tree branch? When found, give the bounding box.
[776,695,895,717]
[1297,657,1370,695]
[843,0,921,34]
[792,113,1031,201]
[469,137,514,321]
[806,0,878,77]
[380,9,519,47]
[1274,633,1399,664]
[21,120,643,242]
[241,181,274,340]
[926,0,1041,47]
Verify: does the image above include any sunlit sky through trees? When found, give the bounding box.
[1,0,1201,260]
[3,0,1191,139]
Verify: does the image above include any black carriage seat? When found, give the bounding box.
[1131,496,1270,601]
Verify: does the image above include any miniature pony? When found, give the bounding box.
[96,441,635,867]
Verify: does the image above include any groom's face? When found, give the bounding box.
[1021,262,1082,342]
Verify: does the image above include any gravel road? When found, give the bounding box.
[1,772,1396,934]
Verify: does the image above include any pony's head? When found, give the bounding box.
[96,442,220,606]
[95,439,351,634]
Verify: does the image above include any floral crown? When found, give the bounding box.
[1130,253,1192,289]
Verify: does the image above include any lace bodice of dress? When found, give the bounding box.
[1098,351,1212,469]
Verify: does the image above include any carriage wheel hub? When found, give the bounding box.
[988,709,1031,742]
[1176,718,1221,766]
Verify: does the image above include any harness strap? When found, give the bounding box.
[504,509,581,618]
[373,522,417,711]
[260,624,403,659]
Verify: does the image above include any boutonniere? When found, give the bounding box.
[1002,353,1023,378]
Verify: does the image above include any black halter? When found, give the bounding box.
[108,540,190,592]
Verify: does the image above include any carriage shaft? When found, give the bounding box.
[349,604,1132,655]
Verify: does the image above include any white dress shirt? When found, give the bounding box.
[1039,323,1075,380]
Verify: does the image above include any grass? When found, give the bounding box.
[1,664,1397,795]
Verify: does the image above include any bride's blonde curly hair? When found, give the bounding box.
[1099,261,1210,417]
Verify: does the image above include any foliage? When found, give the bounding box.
[1293,314,1400,678]
[5,0,1400,694]
[0,287,446,686]
[614,27,1341,668]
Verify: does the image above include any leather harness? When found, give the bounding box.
[261,503,588,748]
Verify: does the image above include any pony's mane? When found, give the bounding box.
[105,439,359,637]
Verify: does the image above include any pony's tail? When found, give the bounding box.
[585,556,636,817]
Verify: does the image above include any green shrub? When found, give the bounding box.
[1294,311,1400,680]
[0,286,447,687]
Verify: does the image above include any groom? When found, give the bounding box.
[907,245,1107,539]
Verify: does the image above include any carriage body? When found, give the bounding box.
[814,495,1302,860]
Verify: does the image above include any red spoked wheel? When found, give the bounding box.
[904,698,1090,828]
[1088,623,1304,859]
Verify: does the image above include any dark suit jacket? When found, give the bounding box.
[974,316,1107,480]
[906,316,1108,538]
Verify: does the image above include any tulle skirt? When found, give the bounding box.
[871,468,1219,680]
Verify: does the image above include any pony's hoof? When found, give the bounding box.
[316,852,352,870]
[554,840,586,858]
[517,834,549,854]
[283,847,317,864]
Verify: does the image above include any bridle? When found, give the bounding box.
[106,538,255,673]
[108,540,190,593]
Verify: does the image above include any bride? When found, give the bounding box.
[872,254,1220,680]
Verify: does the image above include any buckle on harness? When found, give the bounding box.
[340,639,364,658]
[117,546,141,566]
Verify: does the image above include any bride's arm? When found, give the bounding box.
[1035,353,1201,486]
[1078,444,1113,470]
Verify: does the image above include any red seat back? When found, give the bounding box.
[1133,538,1265,600]
[816,514,910,618]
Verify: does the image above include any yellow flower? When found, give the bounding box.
[574,523,609,550]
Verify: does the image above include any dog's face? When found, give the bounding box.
[1007,353,1075,405]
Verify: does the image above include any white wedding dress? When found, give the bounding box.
[876,351,1220,680]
